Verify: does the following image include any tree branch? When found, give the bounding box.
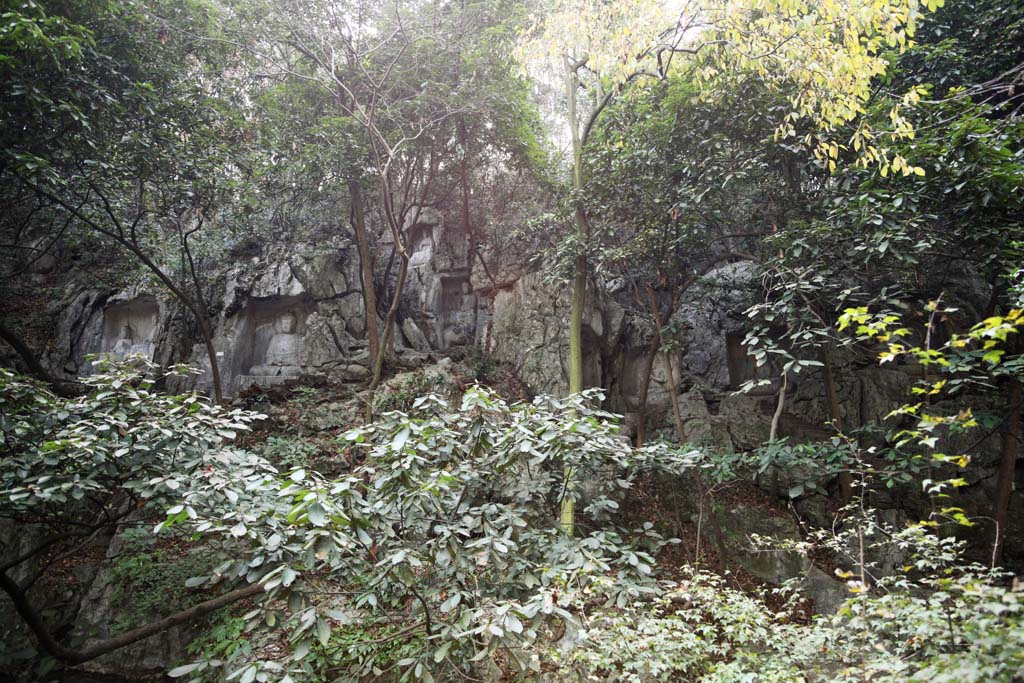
[0,571,263,665]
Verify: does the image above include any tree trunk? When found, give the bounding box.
[820,345,852,502]
[0,321,82,397]
[993,378,1021,565]
[0,569,262,665]
[180,227,223,404]
[664,352,687,444]
[566,55,586,397]
[769,373,787,442]
[635,340,658,447]
[365,254,409,422]
[350,180,379,363]
[561,56,587,536]
[195,315,223,404]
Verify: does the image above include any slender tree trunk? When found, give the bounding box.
[561,57,588,536]
[198,319,223,402]
[350,180,379,363]
[565,56,586,397]
[193,316,222,403]
[664,352,687,444]
[820,345,852,502]
[635,341,658,447]
[181,225,223,403]
[365,255,409,422]
[770,373,787,442]
[993,379,1021,565]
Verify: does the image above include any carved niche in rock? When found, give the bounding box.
[437,275,478,349]
[234,298,313,391]
[101,298,159,360]
[408,224,435,267]
[250,311,303,377]
[726,330,759,389]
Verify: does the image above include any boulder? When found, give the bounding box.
[711,503,846,614]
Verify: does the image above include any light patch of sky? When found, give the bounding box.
[524,0,707,170]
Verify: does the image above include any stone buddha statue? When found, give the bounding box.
[250,311,302,377]
[111,323,137,356]
[113,321,155,355]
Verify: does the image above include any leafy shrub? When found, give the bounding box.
[256,435,318,470]
[186,612,252,665]
[704,438,851,497]
[0,360,266,674]
[371,367,459,414]
[164,387,700,682]
[560,555,1024,682]
[0,359,264,517]
[108,533,220,632]
[314,622,426,680]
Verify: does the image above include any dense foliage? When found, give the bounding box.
[163,388,697,681]
[2,0,1024,681]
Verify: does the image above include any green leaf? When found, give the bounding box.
[440,593,461,613]
[392,427,411,452]
[316,618,330,646]
[168,662,202,677]
[433,642,452,663]
[307,502,327,527]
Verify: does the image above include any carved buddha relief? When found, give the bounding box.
[101,299,159,360]
[249,311,302,377]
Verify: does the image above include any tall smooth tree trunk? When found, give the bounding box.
[566,57,586,397]
[993,379,1021,565]
[769,373,787,442]
[350,180,379,363]
[664,352,687,444]
[560,56,588,536]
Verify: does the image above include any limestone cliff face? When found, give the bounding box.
[31,207,490,396]
[9,198,1024,571]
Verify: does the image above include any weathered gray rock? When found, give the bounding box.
[488,272,574,396]
[671,262,759,391]
[719,392,772,450]
[802,564,849,614]
[486,272,629,398]
[47,288,107,376]
[402,317,432,353]
[678,387,734,450]
[711,503,846,614]
[858,366,913,426]
[714,504,809,584]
